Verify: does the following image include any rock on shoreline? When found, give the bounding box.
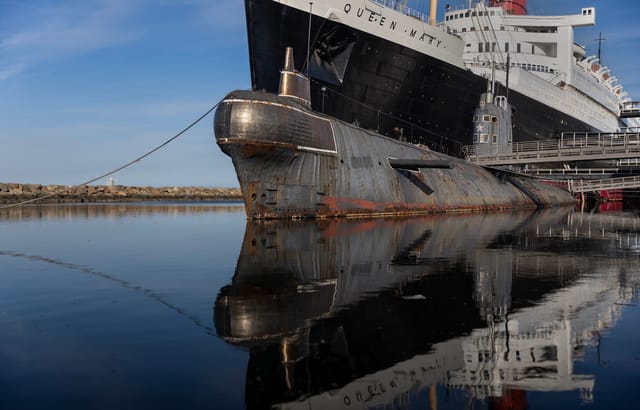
[0,183,242,205]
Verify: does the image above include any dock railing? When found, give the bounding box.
[463,130,640,165]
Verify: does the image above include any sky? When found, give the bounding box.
[1,0,639,188]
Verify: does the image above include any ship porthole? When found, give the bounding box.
[251,193,256,201]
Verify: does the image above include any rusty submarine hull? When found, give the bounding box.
[214,49,575,220]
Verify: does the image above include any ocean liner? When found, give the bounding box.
[244,0,631,155]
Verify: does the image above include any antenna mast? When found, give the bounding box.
[594,31,606,63]
[306,2,313,75]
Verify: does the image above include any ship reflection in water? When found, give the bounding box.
[215,208,640,409]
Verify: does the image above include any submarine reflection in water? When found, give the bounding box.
[215,209,640,409]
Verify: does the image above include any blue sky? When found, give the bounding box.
[1,0,638,187]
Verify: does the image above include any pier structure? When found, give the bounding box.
[463,129,640,166]
[463,129,640,195]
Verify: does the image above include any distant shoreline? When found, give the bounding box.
[0,183,242,205]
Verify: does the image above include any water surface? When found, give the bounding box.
[1,203,640,409]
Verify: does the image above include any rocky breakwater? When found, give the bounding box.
[0,183,242,205]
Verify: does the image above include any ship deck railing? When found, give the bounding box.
[621,101,640,118]
[370,0,428,22]
[463,130,640,166]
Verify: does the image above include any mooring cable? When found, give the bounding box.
[1,100,221,209]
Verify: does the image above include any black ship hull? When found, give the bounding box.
[245,0,597,156]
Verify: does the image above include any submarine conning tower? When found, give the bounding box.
[471,72,513,156]
[278,47,311,107]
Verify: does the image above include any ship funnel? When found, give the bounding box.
[489,0,527,15]
[278,47,311,107]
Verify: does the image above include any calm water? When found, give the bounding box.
[1,203,640,409]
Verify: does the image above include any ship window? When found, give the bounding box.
[473,115,479,121]
[484,26,489,31]
[479,43,483,52]
[492,116,497,122]
[492,135,497,144]
[517,43,521,53]
[466,43,472,47]
[485,42,490,51]
[473,134,479,143]
[462,28,467,32]
[480,134,489,143]
[531,45,535,54]
[482,115,490,122]
[492,42,496,52]
[490,11,495,16]
[470,27,475,31]
[500,26,505,30]
[472,12,477,16]
[465,12,470,17]
[505,43,509,52]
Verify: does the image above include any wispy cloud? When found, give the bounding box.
[0,0,141,80]
[0,63,25,80]
[190,1,246,33]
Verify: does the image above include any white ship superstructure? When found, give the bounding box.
[444,1,623,134]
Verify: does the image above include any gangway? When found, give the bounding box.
[621,101,640,119]
[568,175,640,194]
[464,130,640,166]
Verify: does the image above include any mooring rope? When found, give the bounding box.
[1,100,221,209]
